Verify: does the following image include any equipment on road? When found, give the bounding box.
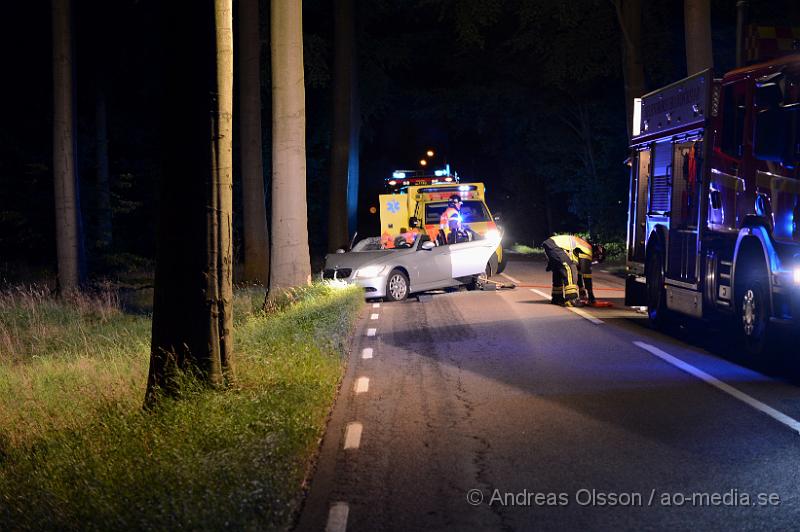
[624,55,800,355]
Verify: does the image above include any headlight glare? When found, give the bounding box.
[794,266,800,285]
[356,265,387,278]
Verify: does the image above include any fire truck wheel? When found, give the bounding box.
[646,248,672,329]
[385,269,409,302]
[737,278,773,357]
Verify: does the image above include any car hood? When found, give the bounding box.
[324,249,411,270]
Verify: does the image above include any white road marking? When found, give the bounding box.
[326,502,349,532]
[500,272,521,284]
[373,302,380,308]
[370,313,379,320]
[568,306,603,324]
[529,288,602,324]
[343,422,363,449]
[354,377,370,394]
[362,347,373,359]
[529,288,551,299]
[366,328,376,337]
[634,341,800,435]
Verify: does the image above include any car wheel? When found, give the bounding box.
[496,247,508,274]
[385,269,409,302]
[737,277,773,357]
[646,248,671,329]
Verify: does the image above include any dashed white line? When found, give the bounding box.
[500,272,521,285]
[529,288,602,324]
[634,341,800,435]
[370,313,379,320]
[373,302,380,308]
[366,328,376,337]
[361,347,373,359]
[354,377,370,394]
[343,422,363,449]
[325,502,349,532]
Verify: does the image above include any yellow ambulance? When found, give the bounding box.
[378,169,506,275]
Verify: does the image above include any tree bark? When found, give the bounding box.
[239,0,270,285]
[269,0,311,291]
[684,0,713,75]
[613,0,645,139]
[328,0,359,252]
[147,0,234,402]
[95,82,112,250]
[52,0,81,293]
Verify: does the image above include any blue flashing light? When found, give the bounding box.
[392,171,406,179]
[458,185,470,191]
[434,169,446,177]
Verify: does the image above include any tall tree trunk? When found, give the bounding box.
[147,0,234,402]
[95,82,112,250]
[613,0,645,139]
[269,0,311,291]
[684,0,713,75]
[328,0,359,252]
[239,0,270,285]
[52,0,81,293]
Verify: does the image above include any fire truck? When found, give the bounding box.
[378,167,506,275]
[625,54,800,355]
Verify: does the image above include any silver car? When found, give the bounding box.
[322,232,502,301]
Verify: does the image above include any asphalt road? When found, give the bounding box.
[297,256,800,532]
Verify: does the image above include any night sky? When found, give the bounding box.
[1,0,797,281]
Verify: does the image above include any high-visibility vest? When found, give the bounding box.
[550,234,592,262]
[439,207,460,229]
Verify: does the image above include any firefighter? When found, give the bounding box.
[439,194,463,244]
[542,234,605,306]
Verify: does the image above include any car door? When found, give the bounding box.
[411,242,452,290]
[447,239,497,278]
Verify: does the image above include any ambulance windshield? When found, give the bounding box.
[425,201,491,225]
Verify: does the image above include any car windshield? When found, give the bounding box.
[353,233,421,251]
[425,201,491,225]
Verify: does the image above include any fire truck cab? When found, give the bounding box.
[625,55,800,354]
[379,168,506,275]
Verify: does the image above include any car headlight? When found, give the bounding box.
[484,229,501,244]
[355,265,388,278]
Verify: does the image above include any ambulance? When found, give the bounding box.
[378,167,507,275]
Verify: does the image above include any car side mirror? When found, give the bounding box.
[493,212,501,222]
[409,216,420,228]
[420,241,435,251]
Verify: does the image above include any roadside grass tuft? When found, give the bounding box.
[511,243,544,256]
[0,282,363,531]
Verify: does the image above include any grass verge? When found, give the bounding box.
[0,283,363,531]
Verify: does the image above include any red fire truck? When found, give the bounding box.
[625,54,800,355]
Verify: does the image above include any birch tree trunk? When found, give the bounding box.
[239,0,270,285]
[269,0,311,291]
[147,0,234,402]
[684,0,713,75]
[328,0,359,252]
[52,0,81,293]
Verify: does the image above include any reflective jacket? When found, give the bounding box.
[439,207,460,229]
